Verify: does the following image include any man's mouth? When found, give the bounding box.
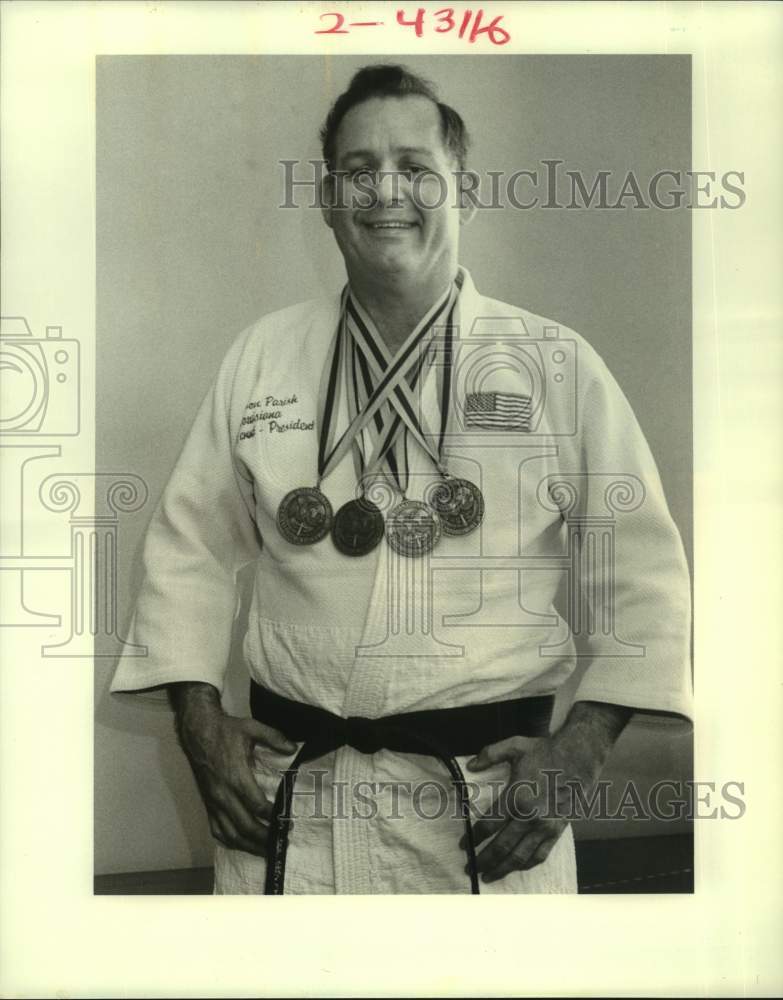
[364,220,417,230]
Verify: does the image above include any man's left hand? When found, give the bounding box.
[460,701,632,883]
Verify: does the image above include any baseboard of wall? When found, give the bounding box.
[94,865,215,895]
[575,832,693,893]
[94,832,692,895]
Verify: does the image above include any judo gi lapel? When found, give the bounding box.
[348,269,482,712]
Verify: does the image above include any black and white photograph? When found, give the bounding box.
[96,53,695,897]
[1,2,781,997]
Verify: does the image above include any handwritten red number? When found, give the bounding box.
[316,12,348,34]
[434,7,455,32]
[396,8,425,37]
[468,10,510,45]
[389,6,510,45]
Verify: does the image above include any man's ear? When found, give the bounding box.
[456,168,480,227]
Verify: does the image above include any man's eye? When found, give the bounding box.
[401,164,427,178]
[350,167,377,182]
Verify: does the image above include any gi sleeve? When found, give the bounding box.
[566,346,693,724]
[110,328,261,696]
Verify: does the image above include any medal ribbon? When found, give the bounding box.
[347,286,458,492]
[315,281,456,488]
[351,328,434,494]
[312,287,350,488]
[350,336,402,484]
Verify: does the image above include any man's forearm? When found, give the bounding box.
[168,681,224,746]
[554,700,633,777]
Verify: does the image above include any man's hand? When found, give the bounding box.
[460,701,632,883]
[168,682,297,856]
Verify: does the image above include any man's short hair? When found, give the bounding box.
[320,64,470,173]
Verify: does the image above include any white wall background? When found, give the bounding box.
[95,54,692,875]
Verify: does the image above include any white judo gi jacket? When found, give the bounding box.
[111,267,692,894]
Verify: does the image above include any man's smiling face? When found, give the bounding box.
[322,95,469,291]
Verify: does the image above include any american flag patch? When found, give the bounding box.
[464,392,532,430]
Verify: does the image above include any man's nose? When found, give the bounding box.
[375,168,406,206]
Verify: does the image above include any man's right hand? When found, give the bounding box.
[168,681,297,856]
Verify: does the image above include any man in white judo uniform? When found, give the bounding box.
[111,64,692,894]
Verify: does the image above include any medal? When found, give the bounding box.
[331,496,385,556]
[275,294,347,547]
[337,291,454,557]
[427,295,484,538]
[385,498,442,557]
[278,276,484,556]
[348,283,485,555]
[426,476,485,536]
[278,283,450,551]
[276,486,333,545]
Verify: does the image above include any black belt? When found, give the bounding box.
[250,680,554,894]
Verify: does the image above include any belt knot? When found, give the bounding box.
[344,715,385,755]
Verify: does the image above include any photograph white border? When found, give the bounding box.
[1,2,781,996]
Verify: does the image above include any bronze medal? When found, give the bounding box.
[276,486,333,546]
[427,477,485,536]
[331,496,385,557]
[385,498,442,558]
